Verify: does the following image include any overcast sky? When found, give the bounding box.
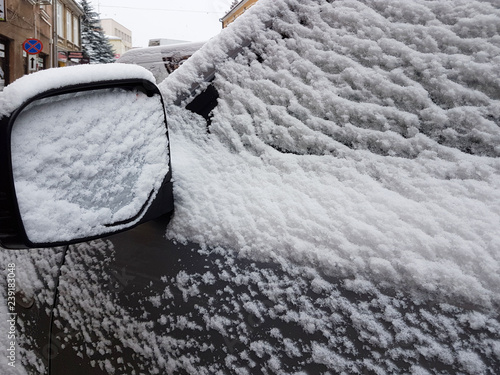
[88,0,236,48]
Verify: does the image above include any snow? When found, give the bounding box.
[0,64,168,244]
[11,87,169,242]
[0,64,155,118]
[162,0,500,308]
[117,41,205,84]
[8,242,495,374]
[1,0,500,373]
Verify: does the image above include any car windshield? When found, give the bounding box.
[158,0,500,370]
[162,0,500,308]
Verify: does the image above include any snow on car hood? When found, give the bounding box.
[162,0,500,308]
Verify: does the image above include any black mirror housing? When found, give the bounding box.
[0,73,173,249]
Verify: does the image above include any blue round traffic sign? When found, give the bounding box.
[23,39,43,55]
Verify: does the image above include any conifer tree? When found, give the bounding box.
[229,0,240,11]
[80,0,115,64]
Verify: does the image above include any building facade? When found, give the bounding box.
[0,0,83,90]
[55,0,84,67]
[100,18,132,59]
[220,0,259,29]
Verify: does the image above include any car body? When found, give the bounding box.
[116,41,206,84]
[1,0,500,374]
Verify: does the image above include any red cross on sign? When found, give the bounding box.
[23,39,43,55]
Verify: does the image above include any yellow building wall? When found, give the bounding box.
[222,0,259,28]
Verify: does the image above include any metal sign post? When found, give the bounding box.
[29,55,38,71]
[22,39,43,55]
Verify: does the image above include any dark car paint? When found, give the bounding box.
[15,216,499,374]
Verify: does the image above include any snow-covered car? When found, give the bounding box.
[116,41,206,84]
[1,0,500,374]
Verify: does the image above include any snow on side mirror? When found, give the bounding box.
[0,70,173,249]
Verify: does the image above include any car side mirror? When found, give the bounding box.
[0,66,173,249]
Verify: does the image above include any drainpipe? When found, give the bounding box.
[52,0,58,68]
[33,2,37,40]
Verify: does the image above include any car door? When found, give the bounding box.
[14,216,499,374]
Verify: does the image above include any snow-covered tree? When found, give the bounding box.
[228,0,240,12]
[80,0,115,64]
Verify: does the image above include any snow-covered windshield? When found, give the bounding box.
[162,0,500,309]
[11,87,169,243]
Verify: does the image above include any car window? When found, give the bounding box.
[162,0,500,310]
[160,0,500,371]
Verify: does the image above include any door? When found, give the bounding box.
[0,36,8,90]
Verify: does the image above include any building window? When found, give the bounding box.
[66,10,72,42]
[57,1,64,38]
[0,37,9,90]
[73,15,79,46]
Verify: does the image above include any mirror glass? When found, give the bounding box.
[10,86,169,244]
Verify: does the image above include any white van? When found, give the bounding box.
[116,41,205,84]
